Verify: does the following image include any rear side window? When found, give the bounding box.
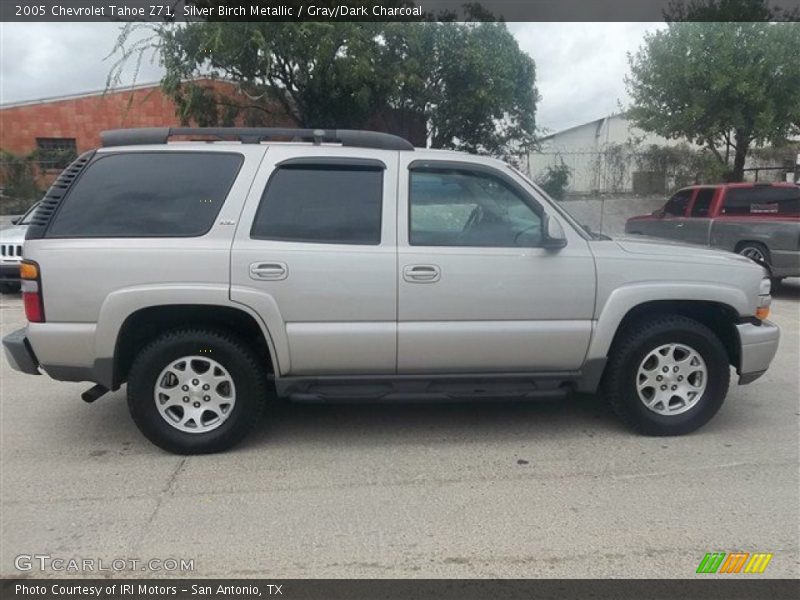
[723,186,800,215]
[690,188,715,217]
[251,165,383,245]
[664,190,692,216]
[47,152,242,237]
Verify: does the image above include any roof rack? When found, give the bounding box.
[100,127,414,151]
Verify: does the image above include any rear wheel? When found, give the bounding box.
[602,315,730,436]
[736,242,771,268]
[127,329,268,454]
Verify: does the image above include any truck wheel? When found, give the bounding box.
[736,242,771,268]
[127,329,268,454]
[602,315,730,436]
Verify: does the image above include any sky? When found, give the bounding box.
[0,22,665,134]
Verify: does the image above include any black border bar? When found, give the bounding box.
[3,1,800,22]
[3,579,800,600]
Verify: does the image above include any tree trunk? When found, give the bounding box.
[730,131,750,182]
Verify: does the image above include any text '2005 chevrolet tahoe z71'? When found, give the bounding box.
[3,128,780,454]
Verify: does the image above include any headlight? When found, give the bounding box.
[756,277,771,320]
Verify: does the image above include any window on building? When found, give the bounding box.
[251,165,383,245]
[690,188,715,217]
[722,186,800,216]
[36,138,78,170]
[47,152,242,237]
[409,168,542,247]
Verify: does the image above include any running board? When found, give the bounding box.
[275,372,579,403]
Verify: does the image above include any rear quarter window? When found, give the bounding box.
[47,152,243,237]
[722,186,800,216]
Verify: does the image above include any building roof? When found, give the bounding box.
[0,78,227,110]
[539,113,626,141]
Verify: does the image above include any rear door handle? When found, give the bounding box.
[249,262,288,280]
[403,264,441,283]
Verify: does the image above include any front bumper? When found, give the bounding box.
[2,327,40,375]
[735,320,780,384]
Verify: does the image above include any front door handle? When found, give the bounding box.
[403,264,441,283]
[250,262,288,281]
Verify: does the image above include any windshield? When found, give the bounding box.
[19,202,40,225]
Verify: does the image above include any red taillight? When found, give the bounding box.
[20,260,45,323]
[23,290,44,322]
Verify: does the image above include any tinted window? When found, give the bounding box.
[722,186,800,216]
[410,168,542,247]
[664,190,692,216]
[690,189,715,217]
[48,153,242,237]
[251,166,383,245]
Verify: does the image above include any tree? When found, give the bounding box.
[625,21,800,181]
[109,20,538,160]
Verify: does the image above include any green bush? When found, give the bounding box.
[536,160,572,200]
[0,150,42,215]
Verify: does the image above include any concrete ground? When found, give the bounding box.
[0,283,798,579]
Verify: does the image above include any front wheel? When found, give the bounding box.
[127,329,268,454]
[602,315,730,436]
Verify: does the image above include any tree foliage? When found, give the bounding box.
[625,21,800,181]
[0,150,42,214]
[109,20,538,160]
[664,0,799,21]
[634,143,727,191]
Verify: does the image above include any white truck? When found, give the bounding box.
[3,128,780,454]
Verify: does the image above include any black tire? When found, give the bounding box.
[127,329,268,454]
[602,315,730,436]
[0,282,21,294]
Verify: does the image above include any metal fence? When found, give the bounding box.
[527,149,797,195]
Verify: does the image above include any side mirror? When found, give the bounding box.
[10,217,20,225]
[542,215,567,249]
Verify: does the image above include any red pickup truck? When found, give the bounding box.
[626,182,800,281]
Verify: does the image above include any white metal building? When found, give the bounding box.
[526,114,696,194]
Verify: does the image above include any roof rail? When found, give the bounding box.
[100,127,414,151]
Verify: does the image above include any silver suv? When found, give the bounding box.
[3,128,780,454]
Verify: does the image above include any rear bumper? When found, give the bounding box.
[2,327,40,375]
[0,263,21,282]
[735,320,780,384]
[770,250,800,278]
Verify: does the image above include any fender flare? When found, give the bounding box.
[586,282,750,362]
[94,284,287,385]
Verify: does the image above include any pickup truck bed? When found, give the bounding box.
[626,183,800,278]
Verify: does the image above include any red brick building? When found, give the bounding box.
[0,79,286,175]
[0,79,425,196]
